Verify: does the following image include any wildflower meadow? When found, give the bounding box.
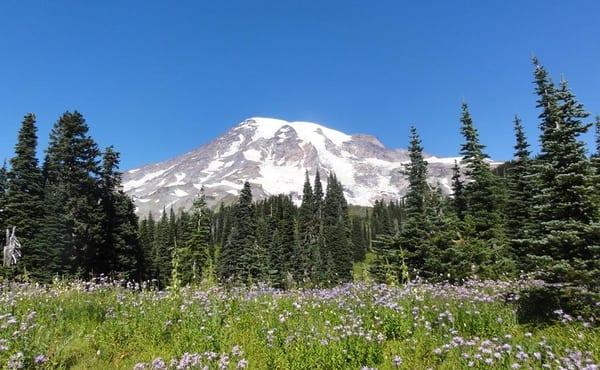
[0,278,598,369]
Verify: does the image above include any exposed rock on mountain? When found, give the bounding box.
[123,117,466,215]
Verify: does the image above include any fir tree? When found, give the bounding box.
[43,111,103,276]
[313,170,324,219]
[528,60,599,289]
[218,182,260,283]
[184,189,212,284]
[450,160,466,220]
[295,172,319,281]
[458,103,512,277]
[505,116,534,268]
[399,126,431,276]
[99,147,142,280]
[0,162,7,238]
[153,209,172,287]
[4,114,45,277]
[322,174,352,283]
[34,182,71,279]
[351,216,367,262]
[371,200,394,237]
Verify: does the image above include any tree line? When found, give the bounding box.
[369,58,600,316]
[0,59,598,303]
[0,112,141,281]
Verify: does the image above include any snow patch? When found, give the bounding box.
[167,172,187,187]
[123,168,168,191]
[243,149,262,162]
[172,189,189,197]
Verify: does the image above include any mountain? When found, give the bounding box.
[123,117,466,215]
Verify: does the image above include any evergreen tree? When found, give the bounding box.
[184,189,212,284]
[322,174,352,283]
[592,116,600,175]
[218,182,262,283]
[4,114,45,277]
[450,160,466,220]
[138,215,152,281]
[0,162,7,239]
[34,183,71,279]
[371,200,394,237]
[98,147,142,280]
[505,116,534,268]
[458,103,512,277]
[459,104,507,241]
[528,60,599,289]
[399,126,431,276]
[295,172,319,282]
[43,111,103,276]
[351,216,367,262]
[313,170,324,218]
[153,209,172,287]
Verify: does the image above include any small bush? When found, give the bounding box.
[517,285,599,325]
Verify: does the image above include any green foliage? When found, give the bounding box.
[505,116,535,269]
[517,285,600,325]
[322,173,353,283]
[218,182,262,283]
[181,189,212,285]
[1,280,598,369]
[4,114,44,277]
[526,59,600,290]
[0,162,7,232]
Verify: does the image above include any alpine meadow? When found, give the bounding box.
[1,2,600,369]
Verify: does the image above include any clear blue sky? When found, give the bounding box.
[1,1,599,169]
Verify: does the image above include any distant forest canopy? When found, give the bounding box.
[0,58,599,299]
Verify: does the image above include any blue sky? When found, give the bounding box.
[1,1,599,169]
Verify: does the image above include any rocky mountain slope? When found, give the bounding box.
[123,117,465,215]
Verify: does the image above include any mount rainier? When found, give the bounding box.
[123,117,466,215]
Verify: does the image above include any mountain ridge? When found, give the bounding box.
[123,117,466,215]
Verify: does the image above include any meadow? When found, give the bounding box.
[0,278,598,369]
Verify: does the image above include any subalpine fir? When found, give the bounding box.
[3,114,44,277]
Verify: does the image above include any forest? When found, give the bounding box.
[1,58,599,319]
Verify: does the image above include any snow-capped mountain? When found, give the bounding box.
[123,117,464,215]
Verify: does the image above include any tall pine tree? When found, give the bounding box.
[4,114,45,277]
[399,126,431,277]
[322,174,352,283]
[42,111,104,276]
[505,116,534,268]
[458,103,512,278]
[528,59,599,289]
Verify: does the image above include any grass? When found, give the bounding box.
[0,278,598,369]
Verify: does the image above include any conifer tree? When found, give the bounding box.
[399,126,431,276]
[34,182,71,278]
[4,114,45,277]
[295,172,319,281]
[43,111,103,276]
[457,103,511,277]
[528,59,599,289]
[450,160,466,220]
[153,209,172,287]
[592,116,600,175]
[322,174,352,283]
[184,189,212,284]
[218,182,259,282]
[505,116,534,267]
[313,170,324,218]
[140,212,156,281]
[0,162,7,238]
[459,103,507,240]
[351,216,367,262]
[371,200,394,237]
[98,146,141,280]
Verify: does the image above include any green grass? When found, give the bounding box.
[0,280,598,369]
